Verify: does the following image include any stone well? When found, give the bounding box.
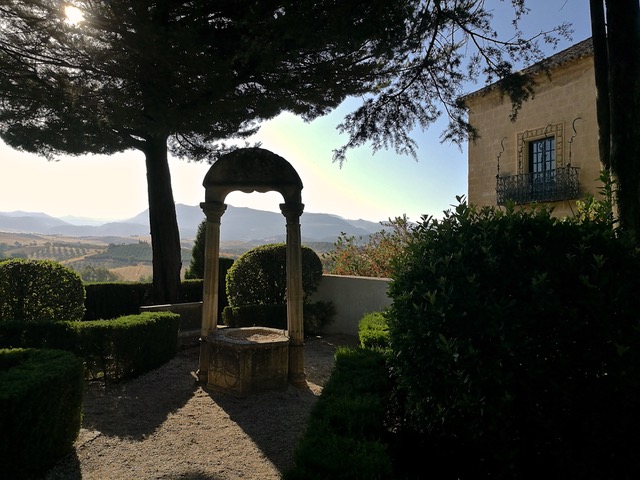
[206,327,290,395]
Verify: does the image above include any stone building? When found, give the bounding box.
[463,38,603,217]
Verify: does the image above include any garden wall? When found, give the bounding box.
[311,274,391,336]
[140,275,391,339]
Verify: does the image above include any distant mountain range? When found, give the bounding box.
[0,204,385,243]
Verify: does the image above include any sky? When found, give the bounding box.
[0,1,593,225]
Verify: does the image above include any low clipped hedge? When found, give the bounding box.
[358,312,390,350]
[222,301,335,336]
[0,348,84,479]
[74,312,180,382]
[285,347,393,479]
[0,312,179,383]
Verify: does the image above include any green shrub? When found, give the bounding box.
[303,300,336,336]
[0,348,83,479]
[222,301,335,335]
[0,319,77,351]
[387,200,640,478]
[226,243,323,307]
[83,282,152,320]
[0,259,85,322]
[286,347,392,479]
[84,275,232,320]
[0,312,179,383]
[73,312,179,382]
[185,220,206,279]
[358,312,389,350]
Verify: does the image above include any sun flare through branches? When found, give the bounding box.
[64,5,84,26]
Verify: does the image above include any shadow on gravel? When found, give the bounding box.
[207,381,319,474]
[79,348,200,440]
[205,335,358,474]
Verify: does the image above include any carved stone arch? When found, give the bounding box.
[198,147,306,386]
[202,147,303,205]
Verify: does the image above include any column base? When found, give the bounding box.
[288,342,306,387]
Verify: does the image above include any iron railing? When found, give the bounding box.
[496,166,580,205]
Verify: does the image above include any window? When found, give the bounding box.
[497,124,578,205]
[529,137,556,175]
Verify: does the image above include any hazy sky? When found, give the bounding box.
[0,1,592,224]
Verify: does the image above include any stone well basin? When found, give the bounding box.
[206,326,289,395]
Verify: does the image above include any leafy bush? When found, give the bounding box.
[226,243,323,307]
[0,348,83,478]
[0,259,85,322]
[358,312,389,350]
[387,200,640,478]
[324,216,411,277]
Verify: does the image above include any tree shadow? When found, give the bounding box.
[203,334,358,473]
[79,348,200,440]
[205,383,319,474]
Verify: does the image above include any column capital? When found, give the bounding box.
[200,201,227,223]
[279,202,304,223]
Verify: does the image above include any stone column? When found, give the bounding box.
[280,202,306,386]
[197,201,227,382]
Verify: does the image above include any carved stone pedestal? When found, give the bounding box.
[205,327,290,395]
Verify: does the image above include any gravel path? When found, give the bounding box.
[44,334,358,480]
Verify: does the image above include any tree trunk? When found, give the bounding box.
[143,136,182,304]
[605,0,640,237]
[589,0,610,170]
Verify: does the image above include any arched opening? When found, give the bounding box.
[197,148,306,388]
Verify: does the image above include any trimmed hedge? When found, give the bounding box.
[0,312,179,383]
[285,347,393,479]
[83,282,152,320]
[84,274,232,320]
[358,312,390,350]
[74,312,180,382]
[0,348,84,479]
[0,259,85,322]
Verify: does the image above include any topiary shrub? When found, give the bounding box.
[0,348,84,479]
[226,243,323,307]
[387,200,640,478]
[0,259,85,322]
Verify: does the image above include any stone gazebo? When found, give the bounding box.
[198,147,306,391]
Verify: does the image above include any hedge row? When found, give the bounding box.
[83,276,230,320]
[0,312,179,383]
[0,348,84,479]
[285,317,393,479]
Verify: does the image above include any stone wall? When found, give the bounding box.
[143,275,392,341]
[310,274,392,337]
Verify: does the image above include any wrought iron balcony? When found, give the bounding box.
[496,166,580,205]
